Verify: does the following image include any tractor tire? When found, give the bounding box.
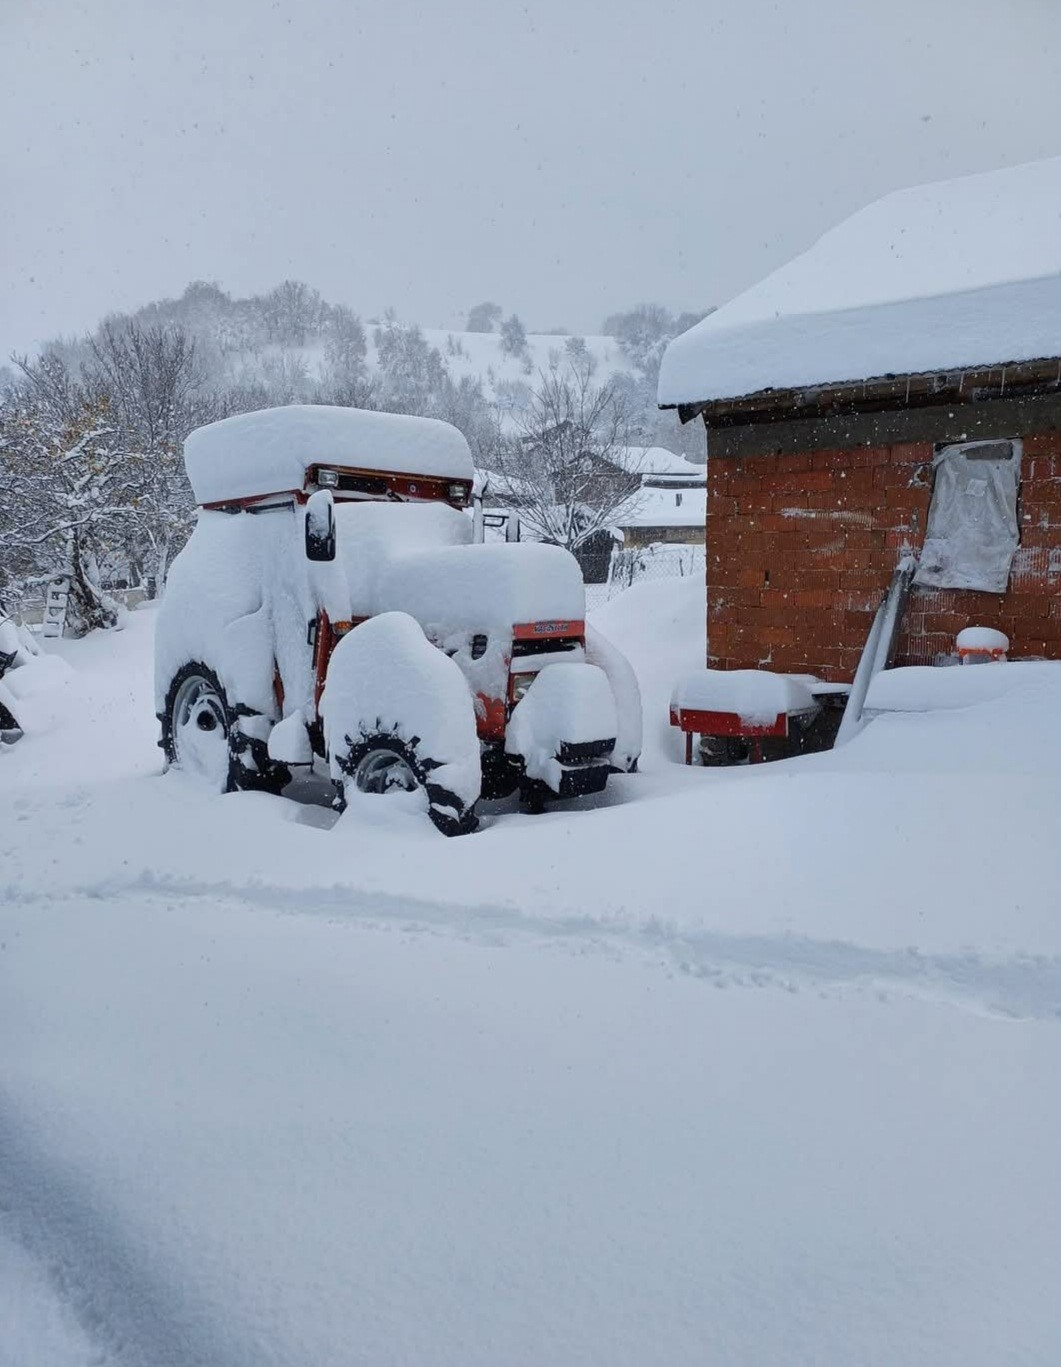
[161,662,290,795]
[480,743,519,801]
[333,729,478,837]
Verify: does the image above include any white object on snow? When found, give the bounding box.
[672,669,816,726]
[321,612,481,808]
[659,156,1061,404]
[184,404,474,506]
[914,441,1021,594]
[956,626,1010,662]
[505,663,617,791]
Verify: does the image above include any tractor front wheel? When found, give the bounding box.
[334,730,478,837]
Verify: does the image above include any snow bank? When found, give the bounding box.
[672,669,816,725]
[321,612,481,808]
[184,404,474,506]
[865,660,1059,713]
[660,156,1061,404]
[506,662,617,788]
[591,578,706,763]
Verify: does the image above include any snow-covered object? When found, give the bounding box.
[184,405,474,506]
[267,710,314,764]
[0,615,23,668]
[671,669,816,726]
[659,157,1061,404]
[333,501,473,617]
[379,542,585,634]
[321,612,481,808]
[0,614,41,668]
[155,511,281,720]
[914,442,1021,594]
[505,663,617,791]
[585,624,642,771]
[956,626,1010,662]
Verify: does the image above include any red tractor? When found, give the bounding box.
[156,405,640,833]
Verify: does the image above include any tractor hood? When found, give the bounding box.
[331,502,586,633]
[379,542,586,636]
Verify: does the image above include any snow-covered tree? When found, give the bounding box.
[484,359,639,555]
[0,380,137,633]
[465,302,503,334]
[499,313,529,360]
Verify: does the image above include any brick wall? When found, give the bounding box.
[707,431,1061,680]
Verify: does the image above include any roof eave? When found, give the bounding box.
[660,354,1061,429]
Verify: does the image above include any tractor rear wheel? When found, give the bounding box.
[161,662,290,795]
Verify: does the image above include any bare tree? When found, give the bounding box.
[84,321,209,592]
[484,358,641,555]
[0,379,141,633]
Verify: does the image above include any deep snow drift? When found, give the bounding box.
[2,590,1061,1366]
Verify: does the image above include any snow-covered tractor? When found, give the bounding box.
[155,405,640,833]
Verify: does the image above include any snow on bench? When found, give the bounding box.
[671,669,817,728]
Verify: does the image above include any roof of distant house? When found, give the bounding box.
[606,446,705,479]
[658,157,1061,408]
[614,483,706,530]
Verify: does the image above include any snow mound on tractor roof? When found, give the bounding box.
[184,404,474,506]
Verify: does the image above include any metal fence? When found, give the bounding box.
[584,542,705,614]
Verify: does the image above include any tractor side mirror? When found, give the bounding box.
[305,489,336,562]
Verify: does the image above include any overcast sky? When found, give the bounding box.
[3,0,1061,359]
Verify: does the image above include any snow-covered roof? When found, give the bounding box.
[184,404,475,506]
[606,446,705,479]
[615,484,705,530]
[659,157,1061,407]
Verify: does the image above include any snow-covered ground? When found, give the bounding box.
[2,592,1061,1365]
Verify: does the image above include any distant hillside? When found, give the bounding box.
[29,281,707,463]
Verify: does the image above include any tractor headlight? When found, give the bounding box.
[510,672,535,705]
[448,482,468,502]
[317,468,340,488]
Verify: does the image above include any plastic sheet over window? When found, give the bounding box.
[914,440,1021,593]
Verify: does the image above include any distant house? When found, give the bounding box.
[479,443,705,580]
[659,157,1061,679]
[609,448,706,548]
